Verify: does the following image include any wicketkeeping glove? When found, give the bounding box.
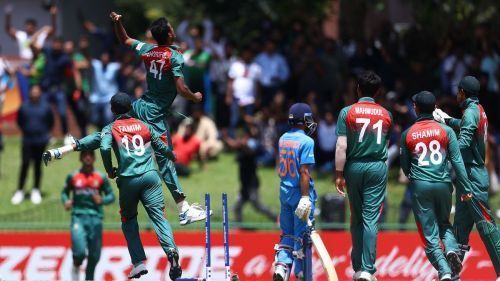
[433,108,451,124]
[294,196,312,221]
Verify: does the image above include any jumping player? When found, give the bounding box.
[43,12,207,226]
[335,71,392,281]
[400,91,472,281]
[100,93,181,279]
[61,150,115,281]
[434,76,500,277]
[273,103,317,281]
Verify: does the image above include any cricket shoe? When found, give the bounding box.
[272,262,288,281]
[71,265,79,281]
[128,262,148,279]
[168,250,182,280]
[179,203,212,225]
[440,273,452,281]
[446,251,463,276]
[31,189,42,204]
[357,271,377,281]
[11,190,24,205]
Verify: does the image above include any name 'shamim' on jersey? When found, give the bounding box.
[411,129,441,140]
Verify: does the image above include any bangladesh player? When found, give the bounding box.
[335,71,392,281]
[273,103,317,281]
[61,150,115,281]
[44,12,208,226]
[433,76,500,277]
[100,93,181,279]
[400,91,473,281]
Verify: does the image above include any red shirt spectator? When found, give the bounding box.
[172,130,201,166]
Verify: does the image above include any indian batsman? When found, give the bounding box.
[400,91,473,281]
[434,76,500,277]
[44,12,207,226]
[273,103,317,281]
[335,71,392,281]
[100,93,181,279]
[62,150,115,281]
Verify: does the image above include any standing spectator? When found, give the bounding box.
[225,122,277,223]
[11,85,54,205]
[0,56,14,153]
[177,105,223,161]
[172,122,201,177]
[316,109,337,173]
[4,4,57,60]
[90,51,120,130]
[183,37,211,111]
[254,40,289,106]
[63,40,87,137]
[226,46,261,137]
[210,42,236,130]
[40,37,72,144]
[442,45,472,95]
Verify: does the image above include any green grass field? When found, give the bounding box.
[0,135,497,231]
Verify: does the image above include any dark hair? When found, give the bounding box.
[80,150,95,160]
[25,18,37,26]
[149,18,170,45]
[357,71,382,97]
[417,103,434,114]
[110,92,132,114]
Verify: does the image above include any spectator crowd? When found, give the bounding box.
[0,5,499,223]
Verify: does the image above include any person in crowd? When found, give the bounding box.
[0,55,14,154]
[172,121,201,177]
[442,45,472,95]
[183,37,211,102]
[89,51,120,130]
[63,40,87,137]
[4,4,57,60]
[40,37,73,144]
[316,109,337,173]
[226,46,262,137]
[12,85,54,205]
[254,39,289,106]
[177,105,223,161]
[225,120,277,223]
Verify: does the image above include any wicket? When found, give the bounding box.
[177,193,237,281]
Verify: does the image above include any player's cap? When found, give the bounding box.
[412,91,436,112]
[110,92,131,114]
[458,76,480,96]
[288,103,313,125]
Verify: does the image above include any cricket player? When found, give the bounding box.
[434,76,500,277]
[273,103,317,281]
[400,91,473,281]
[335,71,392,281]
[61,150,114,281]
[44,12,207,226]
[100,93,181,279]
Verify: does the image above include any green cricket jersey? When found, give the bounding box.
[131,40,184,109]
[400,115,472,194]
[336,97,393,161]
[75,131,102,151]
[61,169,115,218]
[447,97,488,166]
[100,114,174,177]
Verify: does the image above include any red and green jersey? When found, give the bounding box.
[100,115,174,177]
[447,97,488,166]
[61,169,115,218]
[336,97,393,161]
[131,40,184,109]
[400,115,472,194]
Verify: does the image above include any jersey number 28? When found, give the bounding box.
[415,140,443,166]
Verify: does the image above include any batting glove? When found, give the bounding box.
[295,196,312,221]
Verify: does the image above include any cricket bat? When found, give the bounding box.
[309,221,338,281]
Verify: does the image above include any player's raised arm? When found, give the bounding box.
[175,76,202,102]
[109,11,135,46]
[4,4,16,39]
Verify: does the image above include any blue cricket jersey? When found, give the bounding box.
[278,128,315,189]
